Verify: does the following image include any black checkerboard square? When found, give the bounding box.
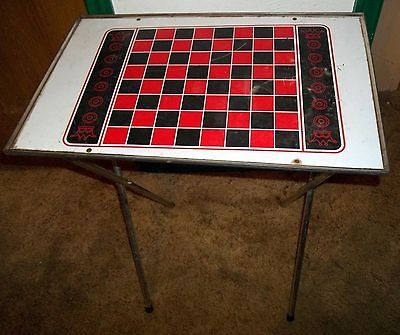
[207,80,229,94]
[119,80,141,94]
[233,39,252,51]
[155,111,179,127]
[226,130,249,147]
[169,52,190,64]
[275,96,298,111]
[127,128,153,144]
[211,52,232,64]
[129,53,149,64]
[192,40,212,51]
[187,66,209,79]
[109,110,133,126]
[136,95,160,109]
[203,112,227,128]
[162,80,185,94]
[274,39,294,50]
[231,65,252,79]
[252,80,274,95]
[144,66,166,78]
[152,40,172,51]
[251,112,274,129]
[229,96,250,110]
[275,131,299,148]
[214,28,234,38]
[136,29,156,40]
[182,95,205,109]
[176,129,201,146]
[175,28,194,39]
[275,66,296,79]
[254,27,273,38]
[253,52,273,64]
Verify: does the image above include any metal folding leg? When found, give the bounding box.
[281,172,334,320]
[112,161,154,313]
[71,159,176,312]
[286,176,315,321]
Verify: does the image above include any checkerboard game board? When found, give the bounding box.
[65,25,343,152]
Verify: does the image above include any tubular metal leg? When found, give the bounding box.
[112,161,154,313]
[286,174,315,322]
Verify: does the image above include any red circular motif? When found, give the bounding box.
[104,54,118,64]
[308,53,323,63]
[313,115,330,128]
[93,81,109,92]
[100,68,114,78]
[82,112,98,124]
[311,98,328,111]
[309,67,324,78]
[310,82,326,94]
[88,96,104,108]
[307,40,321,49]
[109,42,122,51]
[111,32,127,42]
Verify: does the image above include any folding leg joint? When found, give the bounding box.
[71,159,175,208]
[280,172,334,207]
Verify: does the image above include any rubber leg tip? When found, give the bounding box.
[286,314,295,322]
[145,305,154,313]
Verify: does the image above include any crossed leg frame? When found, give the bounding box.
[72,160,174,313]
[280,172,335,321]
[71,159,334,319]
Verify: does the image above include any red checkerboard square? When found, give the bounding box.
[151,128,176,145]
[212,39,233,51]
[166,65,187,79]
[155,28,175,39]
[234,27,253,38]
[227,112,250,128]
[230,80,251,94]
[253,65,273,79]
[132,40,152,52]
[148,52,169,64]
[232,52,252,64]
[252,96,274,111]
[114,94,138,109]
[250,130,274,148]
[274,26,294,38]
[205,95,228,110]
[275,52,295,65]
[189,52,211,64]
[159,95,182,110]
[184,80,207,94]
[275,80,297,95]
[194,27,214,39]
[209,65,231,79]
[140,79,163,94]
[253,39,273,51]
[200,129,226,146]
[123,65,145,79]
[179,111,203,127]
[103,127,129,144]
[172,40,192,51]
[131,110,156,126]
[275,112,299,130]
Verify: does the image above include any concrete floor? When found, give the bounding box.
[1,92,399,334]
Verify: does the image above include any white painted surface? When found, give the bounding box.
[9,15,385,172]
[112,0,356,14]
